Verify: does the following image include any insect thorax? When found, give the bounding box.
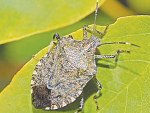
[58,36,99,75]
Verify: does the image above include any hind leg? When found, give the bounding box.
[74,93,84,113]
[93,78,102,110]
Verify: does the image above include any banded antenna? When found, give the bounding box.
[93,0,99,34]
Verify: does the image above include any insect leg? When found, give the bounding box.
[47,33,60,53]
[32,55,40,61]
[89,24,109,36]
[92,0,108,36]
[75,93,84,113]
[83,25,88,39]
[95,50,130,59]
[100,24,109,35]
[84,24,109,37]
[93,78,102,110]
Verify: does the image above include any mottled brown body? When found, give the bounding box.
[31,36,100,110]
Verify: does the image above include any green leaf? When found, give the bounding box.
[100,0,134,19]
[0,0,105,44]
[3,10,115,63]
[0,15,150,113]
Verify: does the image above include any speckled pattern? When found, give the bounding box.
[31,35,100,110]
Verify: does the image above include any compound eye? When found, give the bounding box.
[68,35,73,39]
[53,33,60,41]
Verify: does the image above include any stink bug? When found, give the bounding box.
[31,0,139,112]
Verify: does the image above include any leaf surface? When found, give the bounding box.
[0,15,150,113]
[3,10,115,63]
[0,0,105,44]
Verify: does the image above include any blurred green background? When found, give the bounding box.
[0,0,150,92]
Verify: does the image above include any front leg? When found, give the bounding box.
[83,24,109,40]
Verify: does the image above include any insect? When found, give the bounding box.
[31,0,139,112]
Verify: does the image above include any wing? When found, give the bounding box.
[31,37,95,110]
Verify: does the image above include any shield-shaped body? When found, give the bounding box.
[31,35,100,110]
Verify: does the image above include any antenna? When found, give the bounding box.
[93,0,99,34]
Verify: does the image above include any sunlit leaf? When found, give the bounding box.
[3,10,115,63]
[0,0,105,44]
[0,15,149,113]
